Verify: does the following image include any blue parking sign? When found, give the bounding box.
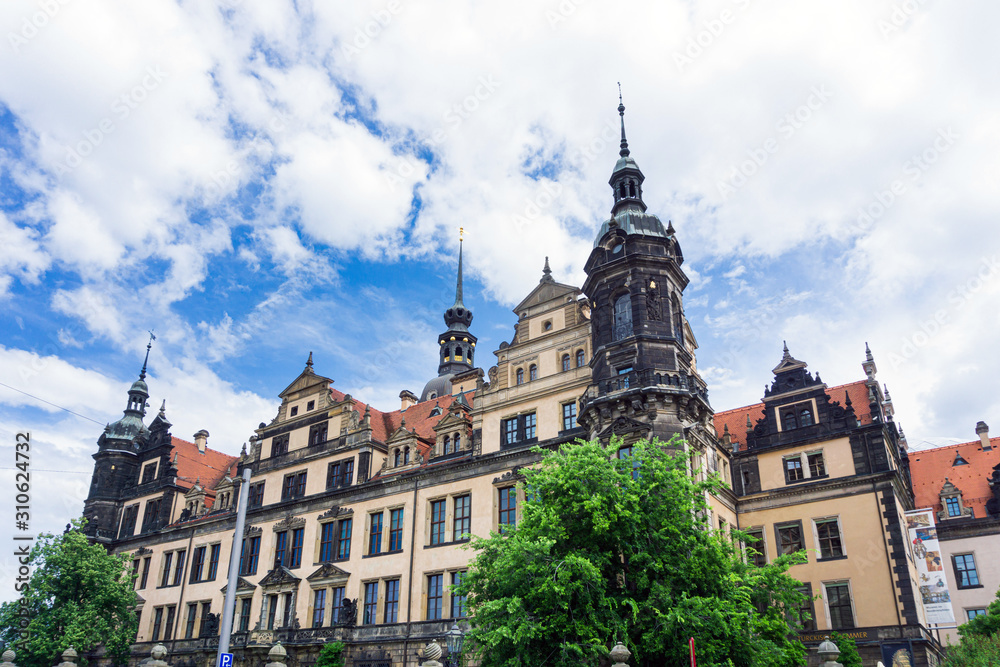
[219,653,233,667]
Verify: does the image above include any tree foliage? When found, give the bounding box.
[941,587,1000,667]
[458,437,809,667]
[828,632,862,667]
[0,519,139,667]
[958,588,1000,640]
[315,641,345,667]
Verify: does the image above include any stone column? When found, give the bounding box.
[609,642,631,667]
[265,643,287,667]
[816,636,843,667]
[422,641,443,667]
[57,647,79,667]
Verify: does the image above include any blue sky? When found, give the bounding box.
[1,0,999,601]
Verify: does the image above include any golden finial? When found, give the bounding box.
[459,227,464,241]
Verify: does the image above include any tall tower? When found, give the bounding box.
[82,338,153,540]
[420,235,478,401]
[578,97,714,449]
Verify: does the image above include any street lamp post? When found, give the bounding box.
[445,622,465,667]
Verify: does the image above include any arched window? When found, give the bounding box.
[454,433,461,450]
[466,348,473,362]
[613,294,633,341]
[394,449,401,467]
[800,409,814,427]
[529,364,538,381]
[443,435,451,455]
[576,349,585,367]
[403,447,410,464]
[783,412,797,431]
[671,294,683,343]
[562,354,570,372]
[628,181,636,197]
[516,368,524,385]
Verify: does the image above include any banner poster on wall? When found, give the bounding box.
[905,509,956,624]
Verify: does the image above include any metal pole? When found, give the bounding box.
[217,467,252,662]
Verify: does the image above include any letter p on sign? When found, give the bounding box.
[219,653,234,667]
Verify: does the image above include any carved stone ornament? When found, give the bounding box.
[488,366,498,385]
[244,524,263,537]
[646,286,662,321]
[492,468,525,486]
[134,546,152,556]
[598,416,650,440]
[319,505,353,521]
[272,514,307,531]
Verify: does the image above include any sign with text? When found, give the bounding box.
[218,653,233,667]
[905,509,955,624]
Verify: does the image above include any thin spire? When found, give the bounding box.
[139,331,156,380]
[454,228,465,307]
[617,82,630,158]
[306,351,313,368]
[541,256,553,283]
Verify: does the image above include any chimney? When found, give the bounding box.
[976,421,991,450]
[194,429,209,454]
[399,390,418,411]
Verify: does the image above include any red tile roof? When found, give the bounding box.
[327,387,475,445]
[712,380,872,451]
[910,436,1000,518]
[170,436,239,494]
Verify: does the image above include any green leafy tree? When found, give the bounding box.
[458,437,809,667]
[941,634,1000,667]
[315,641,345,667]
[0,519,139,667]
[828,632,862,667]
[958,588,1000,639]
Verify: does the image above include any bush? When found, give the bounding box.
[315,641,345,667]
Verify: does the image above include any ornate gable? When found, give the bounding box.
[220,576,256,595]
[306,562,351,586]
[258,566,301,590]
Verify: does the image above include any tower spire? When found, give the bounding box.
[617,82,629,158]
[454,228,465,308]
[139,331,155,380]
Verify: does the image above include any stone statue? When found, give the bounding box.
[340,598,358,626]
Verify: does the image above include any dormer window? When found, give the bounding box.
[290,406,299,417]
[516,368,524,385]
[953,453,969,466]
[938,478,972,521]
[800,409,814,427]
[562,354,570,372]
[576,349,585,367]
[454,433,461,450]
[529,364,538,381]
[443,436,451,455]
[306,400,315,411]
[946,497,961,517]
[783,412,797,432]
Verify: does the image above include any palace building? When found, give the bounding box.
[80,102,993,667]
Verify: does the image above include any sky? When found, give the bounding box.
[1,0,999,602]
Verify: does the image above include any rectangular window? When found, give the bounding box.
[389,508,404,552]
[384,579,400,624]
[239,536,260,576]
[451,571,467,618]
[270,434,289,457]
[427,573,443,620]
[618,444,640,480]
[119,504,139,539]
[307,400,315,411]
[238,598,252,632]
[807,452,826,477]
[369,512,384,555]
[281,471,307,500]
[172,550,186,586]
[274,531,288,569]
[199,602,211,636]
[185,603,198,639]
[331,586,345,624]
[967,608,987,620]
[160,552,173,587]
[617,366,632,389]
[953,554,981,588]
[796,584,815,631]
[152,607,164,641]
[289,528,303,568]
[816,519,844,559]
[776,522,804,555]
[825,583,855,629]
[163,605,176,640]
[454,494,471,541]
[320,522,335,562]
[562,402,577,431]
[946,497,961,517]
[207,544,220,580]
[309,422,328,446]
[248,482,265,508]
[312,589,326,628]
[190,546,206,583]
[266,594,277,630]
[336,519,352,560]
[784,456,804,482]
[498,487,516,529]
[430,499,446,545]
[139,557,151,590]
[141,462,158,484]
[746,528,767,567]
[141,498,161,533]
[327,459,355,489]
[501,412,538,447]
[363,582,378,625]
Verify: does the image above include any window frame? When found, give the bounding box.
[384,578,400,624]
[189,546,206,584]
[745,527,767,567]
[369,512,384,556]
[823,581,856,630]
[953,553,981,588]
[270,433,289,457]
[453,494,471,541]
[389,508,405,552]
[281,470,308,501]
[562,402,577,432]
[363,582,379,625]
[775,521,805,556]
[429,499,446,545]
[247,481,265,508]
[427,573,444,620]
[498,486,517,530]
[501,412,538,447]
[814,517,845,560]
